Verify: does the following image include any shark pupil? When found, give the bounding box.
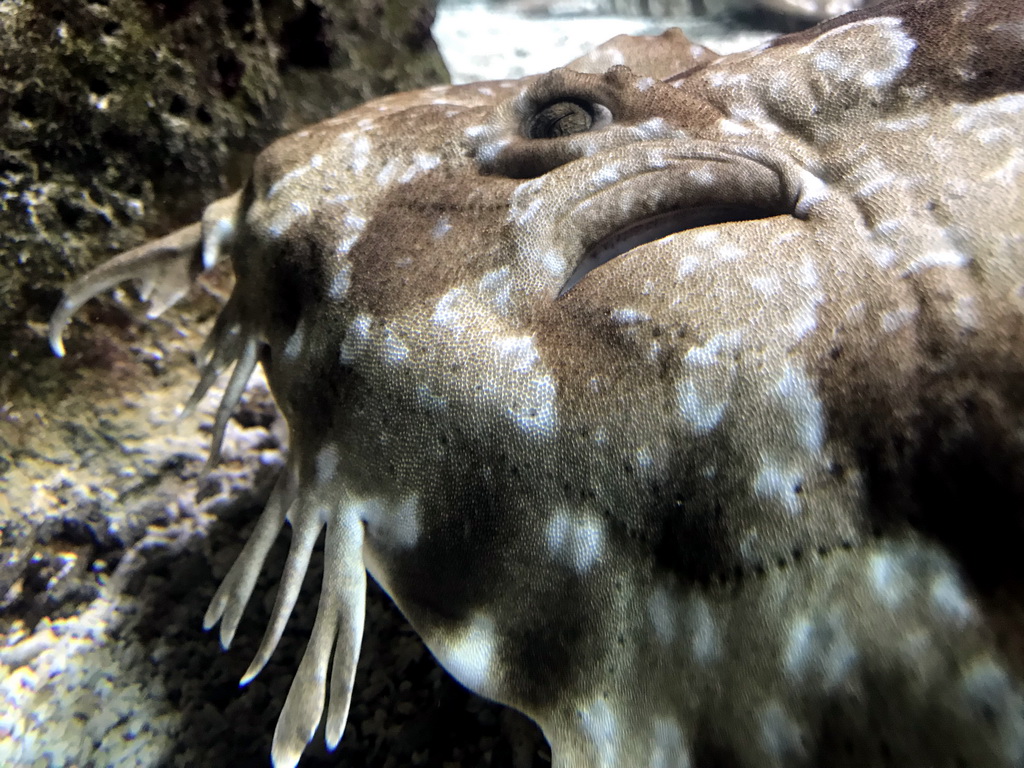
[528,99,594,139]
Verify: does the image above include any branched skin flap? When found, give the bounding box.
[49,2,1024,766]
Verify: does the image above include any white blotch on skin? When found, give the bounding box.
[705,70,728,87]
[334,212,368,254]
[953,295,980,329]
[327,262,352,301]
[636,76,655,91]
[774,363,826,453]
[630,117,677,141]
[349,134,372,173]
[513,195,544,226]
[635,447,654,469]
[432,216,452,239]
[398,152,441,184]
[684,594,719,662]
[324,193,352,207]
[477,267,513,315]
[693,229,719,247]
[785,618,814,675]
[957,657,1024,762]
[344,213,366,230]
[802,17,916,88]
[872,218,902,237]
[930,573,976,626]
[869,551,908,607]
[648,587,676,645]
[416,382,448,413]
[580,699,619,767]
[785,611,857,689]
[357,494,420,549]
[432,288,470,328]
[609,308,650,326]
[650,718,690,768]
[872,246,899,268]
[485,335,558,437]
[759,702,807,761]
[382,326,409,364]
[754,460,802,515]
[546,510,605,573]
[676,378,726,433]
[752,274,782,296]
[266,163,312,200]
[715,244,745,262]
[880,113,931,132]
[283,319,306,362]
[685,331,739,367]
[881,306,917,332]
[435,615,498,696]
[507,177,545,222]
[676,331,742,433]
[375,158,404,186]
[538,248,566,276]
[853,170,897,200]
[339,313,372,364]
[581,47,625,72]
[567,136,599,157]
[314,444,338,484]
[677,254,700,277]
[493,335,540,373]
[910,248,968,272]
[593,163,621,186]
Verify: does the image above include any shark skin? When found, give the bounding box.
[47,1,1024,767]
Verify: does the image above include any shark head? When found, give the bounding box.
[49,1,1024,766]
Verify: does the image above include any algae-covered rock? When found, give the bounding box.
[0,0,449,361]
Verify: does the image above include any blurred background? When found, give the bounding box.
[433,0,874,82]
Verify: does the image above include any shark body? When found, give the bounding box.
[49,1,1024,766]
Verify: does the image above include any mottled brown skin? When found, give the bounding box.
[50,2,1024,767]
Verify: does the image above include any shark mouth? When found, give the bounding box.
[560,203,787,295]
[511,142,807,297]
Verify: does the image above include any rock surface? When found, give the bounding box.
[0,0,448,361]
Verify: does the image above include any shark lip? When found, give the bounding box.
[510,143,803,296]
[560,203,785,295]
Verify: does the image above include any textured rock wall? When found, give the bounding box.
[0,0,448,363]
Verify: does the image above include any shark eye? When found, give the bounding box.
[527,99,610,139]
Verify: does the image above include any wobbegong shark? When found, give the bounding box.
[47,0,1024,765]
